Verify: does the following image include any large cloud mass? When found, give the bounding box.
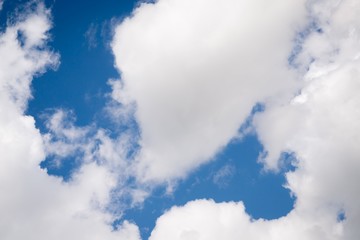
[112,0,307,182]
[254,0,360,238]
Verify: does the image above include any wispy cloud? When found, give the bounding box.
[84,22,99,49]
[212,164,236,188]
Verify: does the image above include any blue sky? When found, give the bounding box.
[0,0,360,240]
[27,0,134,126]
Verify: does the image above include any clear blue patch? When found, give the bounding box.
[337,210,346,222]
[123,134,295,239]
[16,29,26,47]
[40,155,83,182]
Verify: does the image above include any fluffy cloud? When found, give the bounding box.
[146,0,360,239]
[150,199,343,240]
[111,0,308,182]
[254,0,360,238]
[0,3,140,240]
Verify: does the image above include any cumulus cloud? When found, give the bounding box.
[254,0,360,238]
[0,3,140,240]
[150,199,344,240]
[143,0,360,239]
[111,0,308,183]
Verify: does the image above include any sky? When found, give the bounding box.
[0,0,360,239]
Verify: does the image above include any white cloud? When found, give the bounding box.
[111,0,308,183]
[0,7,58,111]
[0,3,140,240]
[150,199,343,240]
[149,0,360,239]
[106,78,137,125]
[254,1,360,238]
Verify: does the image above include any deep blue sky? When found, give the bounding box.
[30,0,138,127]
[1,1,294,239]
